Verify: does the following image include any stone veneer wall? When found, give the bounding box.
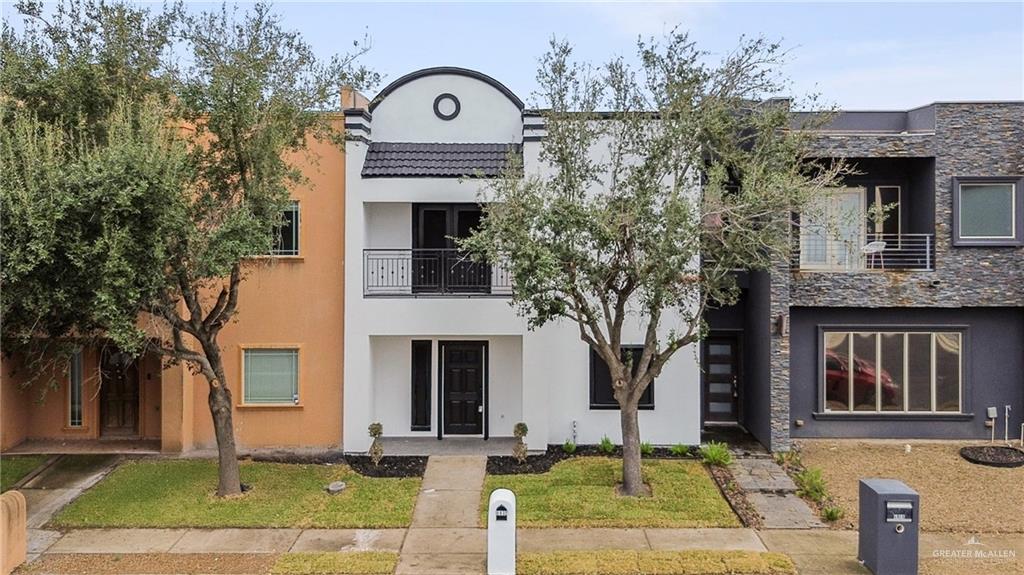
[767,102,1024,450]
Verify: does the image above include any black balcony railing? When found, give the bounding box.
[364,248,513,296]
[792,232,934,272]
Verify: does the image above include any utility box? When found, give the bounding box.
[487,488,516,575]
[858,479,919,575]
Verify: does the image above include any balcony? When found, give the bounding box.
[792,233,934,272]
[364,248,513,297]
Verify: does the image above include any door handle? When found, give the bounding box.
[477,405,484,413]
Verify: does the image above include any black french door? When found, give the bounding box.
[412,204,490,293]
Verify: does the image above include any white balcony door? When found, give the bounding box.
[800,187,866,271]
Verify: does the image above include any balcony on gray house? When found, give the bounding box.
[791,157,936,273]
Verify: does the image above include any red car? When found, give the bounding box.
[825,350,897,409]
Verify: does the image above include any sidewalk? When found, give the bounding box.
[30,526,1022,574]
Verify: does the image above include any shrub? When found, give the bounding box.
[794,467,827,503]
[640,441,654,456]
[562,440,577,454]
[598,435,615,454]
[368,423,384,466]
[822,505,844,522]
[670,443,689,457]
[699,441,732,466]
[512,422,528,464]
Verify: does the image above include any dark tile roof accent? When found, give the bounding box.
[362,142,521,178]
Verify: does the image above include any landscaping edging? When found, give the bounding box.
[707,464,763,529]
[487,444,698,475]
[959,445,1024,468]
[248,451,427,477]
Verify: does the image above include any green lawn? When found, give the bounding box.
[272,552,398,575]
[1,454,48,491]
[482,458,740,528]
[518,551,796,575]
[52,459,420,529]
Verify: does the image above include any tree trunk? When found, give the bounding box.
[205,347,242,497]
[619,401,645,496]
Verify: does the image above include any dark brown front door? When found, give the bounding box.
[703,335,740,424]
[100,350,140,436]
[441,342,485,435]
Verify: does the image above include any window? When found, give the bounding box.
[952,177,1023,246]
[243,348,299,404]
[410,340,431,431]
[590,346,654,410]
[870,185,901,237]
[68,350,83,427]
[822,330,961,414]
[271,201,300,255]
[799,187,866,270]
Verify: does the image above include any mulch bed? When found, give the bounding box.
[248,451,427,478]
[344,455,427,477]
[486,444,698,475]
[959,445,1024,468]
[707,463,763,529]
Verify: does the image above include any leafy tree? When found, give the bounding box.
[462,35,845,496]
[1,1,375,496]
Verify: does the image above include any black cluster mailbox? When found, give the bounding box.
[858,479,919,575]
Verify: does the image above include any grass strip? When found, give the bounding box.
[272,552,398,575]
[1,454,48,491]
[518,550,797,575]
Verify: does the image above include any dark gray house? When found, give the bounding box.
[704,101,1024,450]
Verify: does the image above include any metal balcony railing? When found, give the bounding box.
[364,248,513,296]
[792,232,934,272]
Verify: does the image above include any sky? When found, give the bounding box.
[3,1,1023,110]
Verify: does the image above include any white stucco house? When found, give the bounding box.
[342,67,701,452]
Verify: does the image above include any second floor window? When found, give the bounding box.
[952,177,1023,246]
[271,201,300,256]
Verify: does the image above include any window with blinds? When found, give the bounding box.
[243,348,299,404]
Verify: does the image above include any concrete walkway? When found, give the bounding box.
[19,455,120,530]
[730,457,824,529]
[399,455,488,574]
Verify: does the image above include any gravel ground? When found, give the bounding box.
[797,440,1024,533]
[18,553,278,574]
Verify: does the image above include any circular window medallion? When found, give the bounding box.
[433,93,460,120]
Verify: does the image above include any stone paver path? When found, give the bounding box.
[730,457,824,529]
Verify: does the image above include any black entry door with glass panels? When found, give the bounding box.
[703,335,740,424]
[441,341,486,435]
[413,204,490,293]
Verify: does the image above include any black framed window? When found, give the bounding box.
[411,340,432,430]
[589,345,654,410]
[952,177,1023,246]
[271,201,300,256]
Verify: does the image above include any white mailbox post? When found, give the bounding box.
[487,488,516,575]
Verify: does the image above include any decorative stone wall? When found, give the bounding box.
[768,102,1024,449]
[768,263,791,451]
